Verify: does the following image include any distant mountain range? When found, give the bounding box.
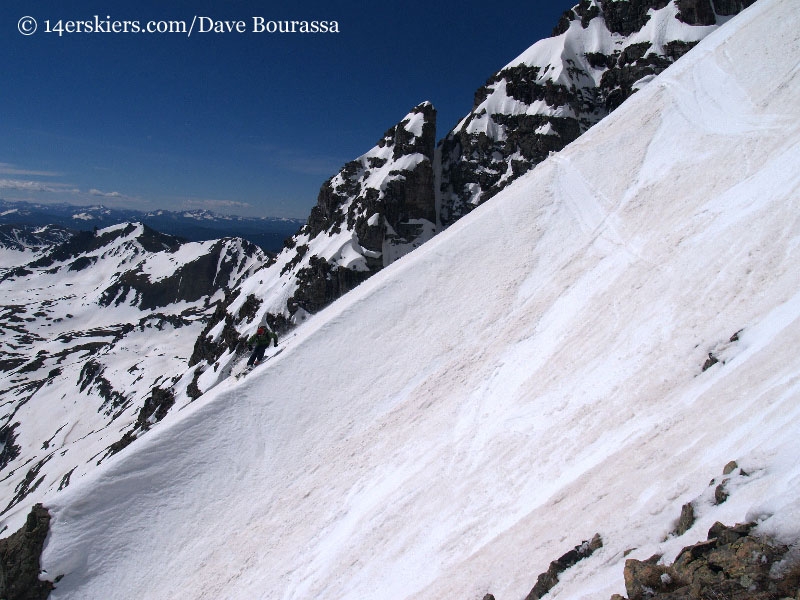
[0,200,304,254]
[0,223,74,253]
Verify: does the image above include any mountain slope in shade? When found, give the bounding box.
[436,0,755,226]
[26,1,800,598]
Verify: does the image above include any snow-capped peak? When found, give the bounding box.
[437,0,756,227]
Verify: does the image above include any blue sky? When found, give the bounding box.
[2,0,572,219]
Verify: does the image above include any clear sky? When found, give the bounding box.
[2,0,572,219]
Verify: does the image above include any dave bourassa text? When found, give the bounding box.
[198,17,340,34]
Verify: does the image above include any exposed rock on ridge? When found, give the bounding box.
[437,0,757,227]
[185,103,437,391]
[289,126,436,312]
[290,102,436,304]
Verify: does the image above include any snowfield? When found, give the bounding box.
[0,225,266,529]
[21,0,800,598]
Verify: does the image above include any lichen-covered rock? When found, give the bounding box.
[673,502,695,536]
[616,522,800,600]
[623,554,685,599]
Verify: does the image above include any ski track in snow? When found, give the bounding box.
[3,1,796,599]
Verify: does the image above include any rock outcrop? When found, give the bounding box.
[676,0,757,25]
[437,0,757,227]
[0,504,54,600]
[184,103,438,393]
[288,101,437,315]
[615,522,800,600]
[525,533,604,600]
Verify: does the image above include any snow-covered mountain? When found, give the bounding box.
[0,223,265,525]
[0,224,74,252]
[181,0,755,402]
[183,102,438,394]
[5,0,797,597]
[0,200,304,253]
[437,0,755,226]
[0,101,439,533]
[0,224,75,268]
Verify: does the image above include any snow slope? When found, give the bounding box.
[32,0,800,598]
[184,103,437,395]
[0,224,266,527]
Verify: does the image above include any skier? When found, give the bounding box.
[246,325,278,367]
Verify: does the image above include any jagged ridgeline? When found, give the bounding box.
[187,0,758,388]
[187,102,438,382]
[437,0,756,226]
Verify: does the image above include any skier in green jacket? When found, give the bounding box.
[247,325,278,366]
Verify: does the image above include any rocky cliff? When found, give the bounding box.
[288,101,437,315]
[184,103,437,391]
[436,0,756,226]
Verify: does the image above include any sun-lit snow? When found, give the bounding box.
[0,248,33,267]
[0,224,266,527]
[17,1,797,598]
[175,104,438,396]
[402,110,428,137]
